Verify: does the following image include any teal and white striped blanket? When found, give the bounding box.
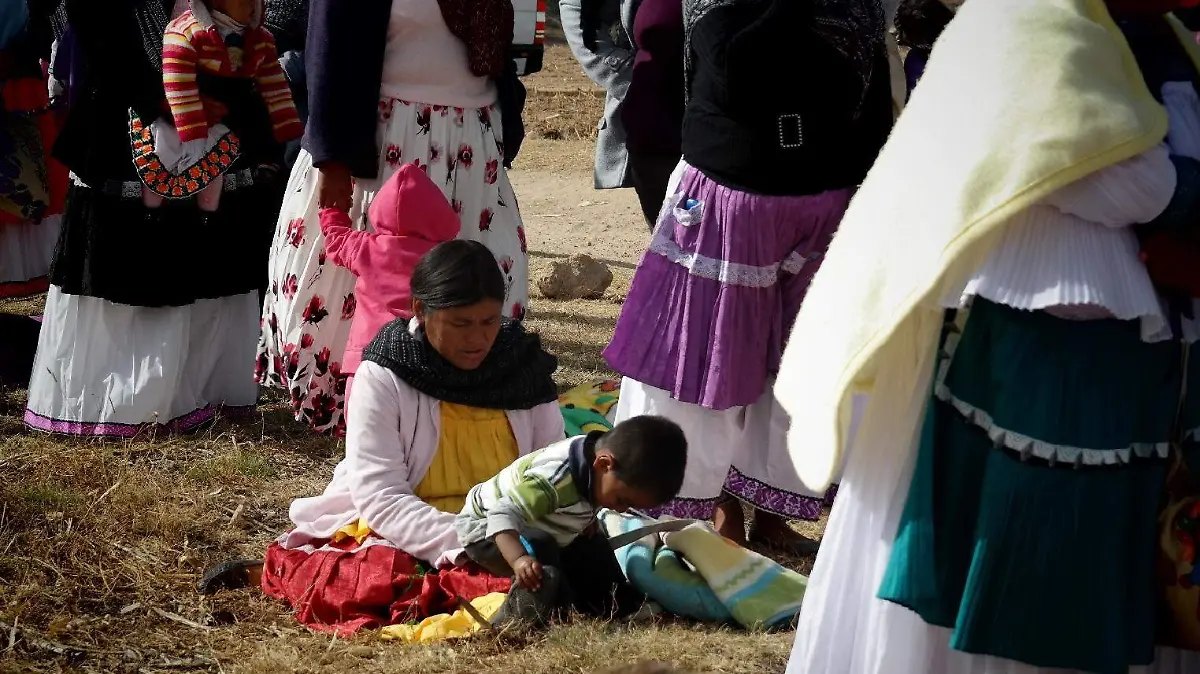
[598,509,807,629]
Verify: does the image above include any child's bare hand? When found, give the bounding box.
[512,555,543,591]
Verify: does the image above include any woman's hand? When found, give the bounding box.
[317,162,353,212]
[512,555,543,591]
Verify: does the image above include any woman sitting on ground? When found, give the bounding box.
[202,240,565,635]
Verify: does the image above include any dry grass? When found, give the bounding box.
[512,138,597,175]
[521,15,605,93]
[526,252,634,391]
[0,288,814,674]
[521,29,607,145]
[524,89,605,143]
[0,392,797,674]
[0,37,816,670]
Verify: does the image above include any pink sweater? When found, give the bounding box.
[319,164,460,376]
[281,359,566,567]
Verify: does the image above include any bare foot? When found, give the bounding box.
[749,510,820,556]
[712,498,748,545]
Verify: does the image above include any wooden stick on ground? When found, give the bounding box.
[151,608,212,631]
[455,596,498,635]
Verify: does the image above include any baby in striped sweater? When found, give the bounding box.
[147,0,301,212]
[456,416,688,624]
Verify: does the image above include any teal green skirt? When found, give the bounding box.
[877,298,1200,674]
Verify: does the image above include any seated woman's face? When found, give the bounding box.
[422,299,504,370]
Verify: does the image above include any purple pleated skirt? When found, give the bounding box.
[604,162,852,411]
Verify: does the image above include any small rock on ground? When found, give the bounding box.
[536,254,613,300]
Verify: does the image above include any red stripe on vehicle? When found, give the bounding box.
[536,0,547,43]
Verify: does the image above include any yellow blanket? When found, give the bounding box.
[378,593,507,643]
[776,0,1200,490]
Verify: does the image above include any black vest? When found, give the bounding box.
[682,0,893,196]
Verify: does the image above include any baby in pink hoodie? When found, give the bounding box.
[320,164,460,398]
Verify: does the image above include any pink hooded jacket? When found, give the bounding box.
[320,164,460,377]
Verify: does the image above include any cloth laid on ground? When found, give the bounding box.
[775,0,1197,491]
[597,509,806,629]
[261,532,510,637]
[666,523,807,629]
[379,592,506,643]
[559,379,621,436]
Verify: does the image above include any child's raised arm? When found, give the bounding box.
[318,208,370,277]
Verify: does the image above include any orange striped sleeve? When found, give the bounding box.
[252,33,303,143]
[162,20,208,142]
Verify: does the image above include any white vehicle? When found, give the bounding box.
[510,0,546,76]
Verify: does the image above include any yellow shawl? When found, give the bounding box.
[776,0,1200,491]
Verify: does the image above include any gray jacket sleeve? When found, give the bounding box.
[559,0,634,91]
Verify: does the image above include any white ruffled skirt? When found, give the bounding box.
[24,286,260,437]
[0,214,61,298]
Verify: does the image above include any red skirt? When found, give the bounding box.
[0,76,68,226]
[262,536,511,636]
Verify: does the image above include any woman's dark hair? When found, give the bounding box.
[895,0,955,52]
[411,240,506,314]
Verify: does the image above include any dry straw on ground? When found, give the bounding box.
[0,380,805,674]
[524,88,606,142]
[0,41,819,674]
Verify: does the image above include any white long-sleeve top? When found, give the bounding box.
[944,80,1200,342]
[279,360,566,568]
[379,0,496,109]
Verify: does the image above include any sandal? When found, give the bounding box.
[196,559,263,595]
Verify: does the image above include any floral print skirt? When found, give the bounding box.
[256,97,529,433]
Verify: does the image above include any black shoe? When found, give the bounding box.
[491,566,561,628]
[196,559,263,595]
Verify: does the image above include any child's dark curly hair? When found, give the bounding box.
[895,0,956,52]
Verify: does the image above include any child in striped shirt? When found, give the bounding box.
[455,415,688,623]
[148,0,301,213]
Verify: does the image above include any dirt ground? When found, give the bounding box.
[0,40,822,674]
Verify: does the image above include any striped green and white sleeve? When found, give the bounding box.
[484,455,581,539]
